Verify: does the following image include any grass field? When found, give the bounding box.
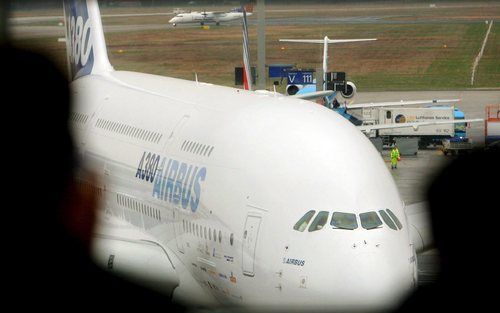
[10,1,500,91]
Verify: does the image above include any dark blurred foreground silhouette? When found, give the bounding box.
[396,146,500,312]
[2,40,184,310]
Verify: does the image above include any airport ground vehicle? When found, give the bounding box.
[441,138,473,155]
[361,106,471,148]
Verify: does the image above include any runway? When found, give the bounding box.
[11,17,496,38]
[10,10,499,39]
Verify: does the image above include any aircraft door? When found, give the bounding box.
[242,214,262,277]
[173,209,185,254]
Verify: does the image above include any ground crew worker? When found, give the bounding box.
[390,144,400,169]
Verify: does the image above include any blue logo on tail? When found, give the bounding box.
[64,0,94,80]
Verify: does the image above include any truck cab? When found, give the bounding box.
[451,107,467,141]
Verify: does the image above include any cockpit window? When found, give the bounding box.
[379,210,397,230]
[293,210,315,232]
[386,209,403,230]
[308,211,329,232]
[331,212,358,230]
[360,212,383,230]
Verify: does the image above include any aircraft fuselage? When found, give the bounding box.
[71,70,417,310]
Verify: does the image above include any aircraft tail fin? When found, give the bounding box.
[280,37,377,90]
[242,9,252,91]
[63,0,113,81]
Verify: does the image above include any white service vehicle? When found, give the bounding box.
[361,106,469,147]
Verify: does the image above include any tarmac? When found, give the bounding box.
[355,90,499,208]
[356,90,500,286]
[382,148,444,286]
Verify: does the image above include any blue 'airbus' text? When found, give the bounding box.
[135,151,206,212]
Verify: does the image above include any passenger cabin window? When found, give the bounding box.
[308,211,329,232]
[379,210,397,230]
[293,210,316,232]
[360,212,383,230]
[331,212,358,230]
[387,209,403,230]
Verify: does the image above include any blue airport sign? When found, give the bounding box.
[287,71,315,85]
[268,64,294,78]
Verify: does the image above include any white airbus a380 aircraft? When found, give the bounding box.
[65,0,425,311]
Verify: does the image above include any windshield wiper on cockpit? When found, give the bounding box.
[332,226,354,230]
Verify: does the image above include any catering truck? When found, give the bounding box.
[361,106,470,148]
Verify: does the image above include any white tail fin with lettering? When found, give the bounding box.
[63,0,113,81]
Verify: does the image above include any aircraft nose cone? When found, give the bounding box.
[342,252,413,310]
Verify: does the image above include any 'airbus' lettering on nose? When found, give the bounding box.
[283,258,306,266]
